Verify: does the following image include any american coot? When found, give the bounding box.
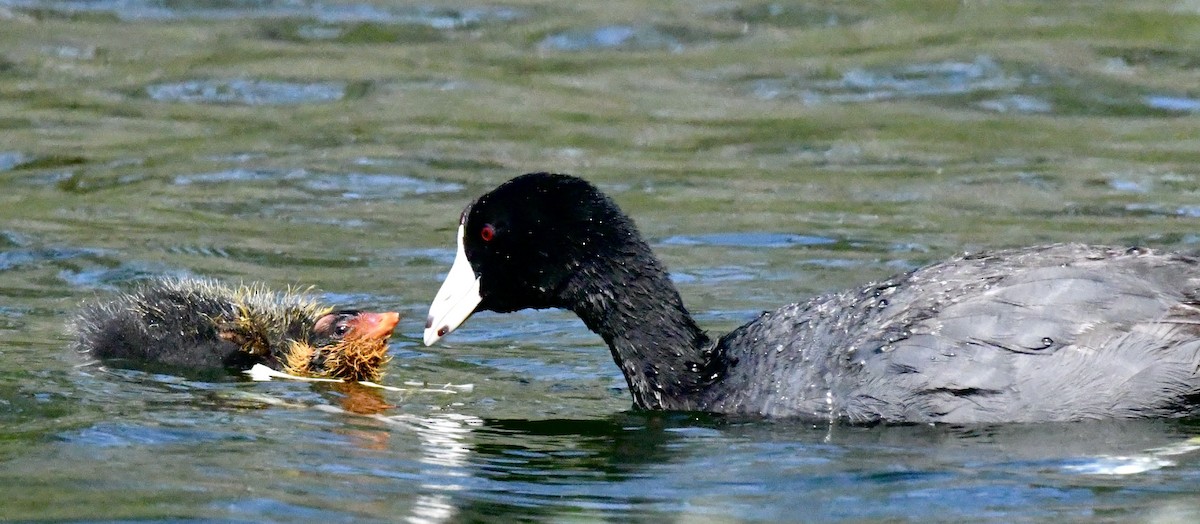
[424,172,1200,423]
[74,277,399,382]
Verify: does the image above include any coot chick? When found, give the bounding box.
[74,277,399,382]
[424,172,1200,423]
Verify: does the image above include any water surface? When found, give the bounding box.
[2,1,1200,521]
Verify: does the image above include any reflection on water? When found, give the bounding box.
[209,383,483,524]
[387,414,479,524]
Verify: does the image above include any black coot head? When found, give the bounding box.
[466,173,617,311]
[425,173,630,345]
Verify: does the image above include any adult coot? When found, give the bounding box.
[424,172,1200,423]
[75,277,399,382]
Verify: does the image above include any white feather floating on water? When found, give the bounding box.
[244,363,473,394]
[1063,436,1200,475]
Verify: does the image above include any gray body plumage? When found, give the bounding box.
[704,244,1200,423]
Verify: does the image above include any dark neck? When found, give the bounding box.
[562,244,718,411]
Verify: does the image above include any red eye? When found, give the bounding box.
[480,224,496,242]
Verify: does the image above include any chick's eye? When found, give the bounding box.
[480,223,496,242]
[334,324,350,336]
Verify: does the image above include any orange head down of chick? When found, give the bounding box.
[284,310,400,382]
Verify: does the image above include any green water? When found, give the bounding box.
[2,1,1200,521]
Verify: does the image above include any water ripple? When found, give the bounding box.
[2,1,523,27]
[670,266,756,284]
[303,172,464,199]
[173,168,463,200]
[660,232,838,248]
[146,79,347,106]
[751,55,1026,104]
[60,422,243,447]
[0,245,104,272]
[717,3,860,28]
[1143,94,1200,113]
[747,54,1200,117]
[975,94,1053,114]
[539,25,717,53]
[0,151,28,171]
